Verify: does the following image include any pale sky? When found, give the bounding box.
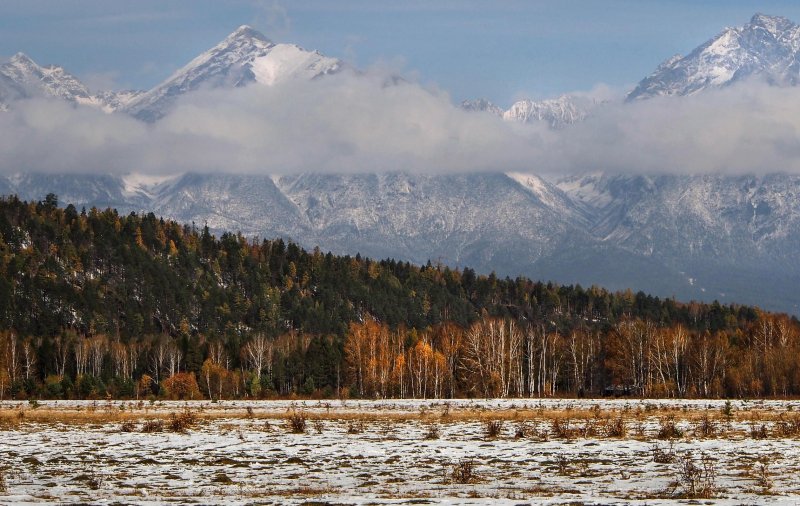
[3,1,800,105]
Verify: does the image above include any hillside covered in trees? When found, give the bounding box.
[0,194,798,401]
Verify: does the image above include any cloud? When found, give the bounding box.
[2,71,800,177]
[0,69,545,175]
[538,82,800,175]
[252,0,292,38]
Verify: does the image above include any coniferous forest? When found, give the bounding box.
[0,194,798,401]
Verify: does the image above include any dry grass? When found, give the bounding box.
[2,401,797,444]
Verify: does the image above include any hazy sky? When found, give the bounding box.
[4,0,800,104]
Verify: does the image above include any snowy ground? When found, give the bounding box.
[1,398,800,504]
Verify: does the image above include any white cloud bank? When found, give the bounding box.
[1,70,800,176]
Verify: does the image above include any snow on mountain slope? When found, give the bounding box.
[505,172,592,225]
[123,25,342,121]
[0,53,142,112]
[503,95,588,128]
[1,173,150,210]
[555,172,800,268]
[0,53,93,105]
[461,95,589,128]
[272,172,591,273]
[628,13,800,100]
[250,43,340,85]
[146,173,308,240]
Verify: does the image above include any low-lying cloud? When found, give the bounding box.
[2,69,800,176]
[542,82,800,175]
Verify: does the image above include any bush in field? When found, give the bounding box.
[551,418,575,439]
[424,423,440,440]
[605,417,626,438]
[141,419,164,433]
[556,454,570,475]
[347,420,365,434]
[169,410,197,433]
[657,416,684,439]
[775,413,800,437]
[693,414,717,438]
[120,420,137,432]
[514,421,530,439]
[721,400,733,419]
[674,452,716,499]
[451,459,477,484]
[287,412,306,433]
[750,421,769,439]
[484,420,503,439]
[652,441,676,463]
[753,457,773,494]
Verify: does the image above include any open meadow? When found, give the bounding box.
[2,398,800,504]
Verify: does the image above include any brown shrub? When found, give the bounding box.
[484,419,503,439]
[652,441,676,463]
[451,459,477,484]
[424,423,440,440]
[287,412,306,434]
[141,419,164,433]
[551,417,575,439]
[657,416,684,439]
[750,422,769,439]
[675,452,716,499]
[169,410,197,433]
[693,414,717,438]
[605,417,626,438]
[347,420,365,434]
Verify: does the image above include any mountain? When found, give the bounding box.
[502,95,588,128]
[1,170,600,280]
[1,53,96,108]
[4,16,800,314]
[461,95,588,128]
[0,52,141,112]
[122,25,343,121]
[460,98,503,116]
[0,25,341,117]
[553,172,800,311]
[628,13,800,100]
[6,169,800,313]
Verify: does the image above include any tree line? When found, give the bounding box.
[0,194,796,400]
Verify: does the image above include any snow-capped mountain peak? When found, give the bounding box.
[0,52,141,112]
[1,52,92,103]
[460,95,590,129]
[748,13,794,36]
[503,95,588,128]
[627,13,800,100]
[228,24,271,42]
[122,25,341,120]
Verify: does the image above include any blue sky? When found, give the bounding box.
[3,0,800,105]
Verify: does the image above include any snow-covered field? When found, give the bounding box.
[2,398,800,504]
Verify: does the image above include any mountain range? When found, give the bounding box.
[2,14,800,314]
